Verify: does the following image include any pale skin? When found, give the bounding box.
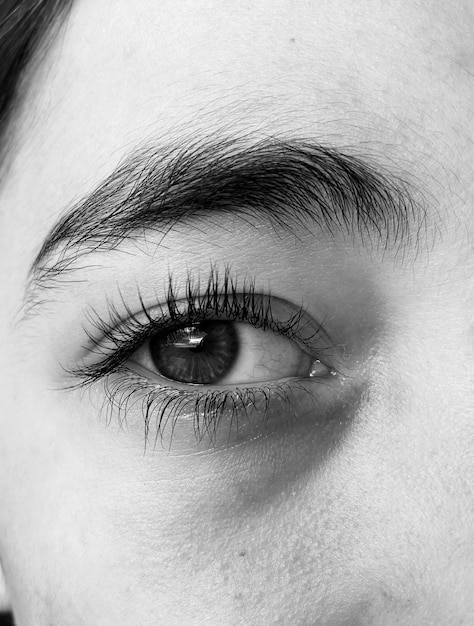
[1,0,474,624]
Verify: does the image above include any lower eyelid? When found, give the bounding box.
[99,367,347,453]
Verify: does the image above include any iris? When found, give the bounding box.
[149,322,239,384]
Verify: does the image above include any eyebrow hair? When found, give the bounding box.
[27,135,425,300]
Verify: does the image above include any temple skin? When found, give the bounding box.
[0,0,474,624]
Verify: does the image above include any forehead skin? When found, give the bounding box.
[0,0,474,624]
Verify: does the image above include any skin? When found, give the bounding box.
[1,0,474,624]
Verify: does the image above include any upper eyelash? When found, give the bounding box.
[68,266,324,386]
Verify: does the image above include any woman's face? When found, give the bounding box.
[1,0,473,624]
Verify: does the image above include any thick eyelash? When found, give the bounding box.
[68,267,330,447]
[70,266,323,384]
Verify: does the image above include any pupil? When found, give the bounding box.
[149,321,239,384]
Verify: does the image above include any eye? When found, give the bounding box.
[70,277,342,451]
[129,320,328,386]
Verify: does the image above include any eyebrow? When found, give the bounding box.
[27,135,425,300]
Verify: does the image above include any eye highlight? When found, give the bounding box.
[69,268,341,451]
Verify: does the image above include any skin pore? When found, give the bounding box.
[1,0,474,624]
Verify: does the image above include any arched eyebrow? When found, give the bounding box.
[26,135,426,301]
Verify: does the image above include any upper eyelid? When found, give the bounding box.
[67,274,334,386]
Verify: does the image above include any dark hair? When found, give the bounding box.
[0,0,73,147]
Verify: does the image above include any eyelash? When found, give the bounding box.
[69,267,333,449]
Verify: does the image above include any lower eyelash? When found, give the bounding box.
[100,368,316,451]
